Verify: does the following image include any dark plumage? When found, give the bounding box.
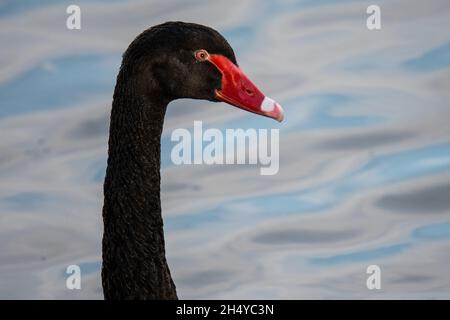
[102,21,283,300]
[102,22,236,300]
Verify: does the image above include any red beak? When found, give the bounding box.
[208,54,284,122]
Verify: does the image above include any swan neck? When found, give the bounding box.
[101,69,177,299]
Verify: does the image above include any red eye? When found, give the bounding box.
[195,49,209,62]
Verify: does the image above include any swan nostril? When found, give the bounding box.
[244,88,254,96]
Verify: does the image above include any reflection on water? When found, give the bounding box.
[0,0,449,299]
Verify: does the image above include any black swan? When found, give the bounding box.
[102,21,284,300]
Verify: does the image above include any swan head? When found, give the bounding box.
[122,21,284,122]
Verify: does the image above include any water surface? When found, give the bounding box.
[0,0,449,299]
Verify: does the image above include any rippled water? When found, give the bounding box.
[1,0,449,299]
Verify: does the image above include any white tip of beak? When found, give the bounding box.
[260,96,284,122]
[261,96,276,112]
